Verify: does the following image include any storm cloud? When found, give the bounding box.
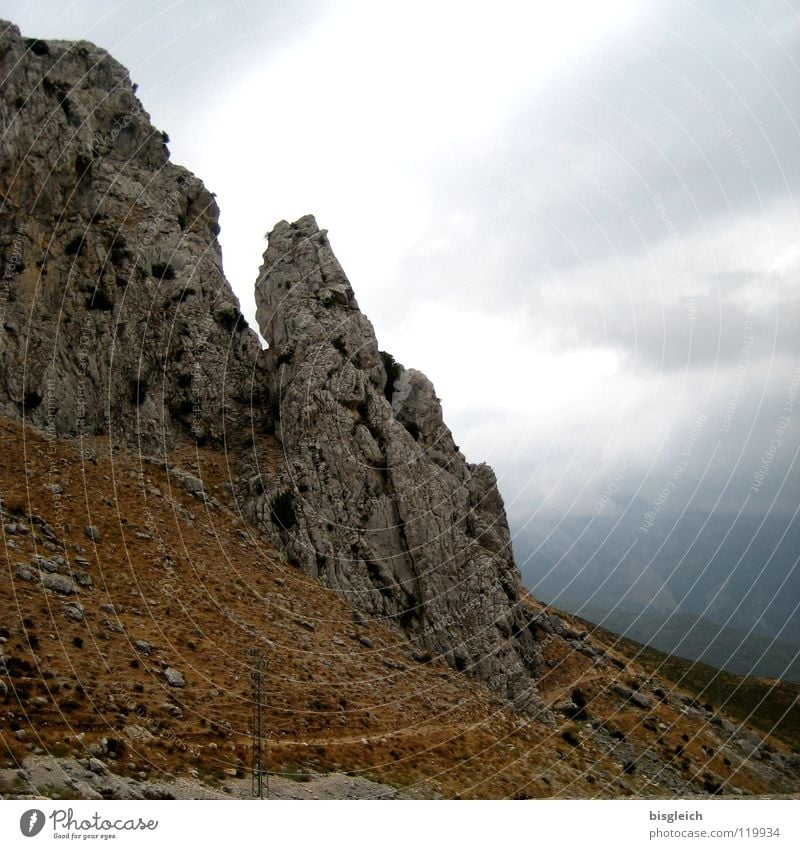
[4,0,799,525]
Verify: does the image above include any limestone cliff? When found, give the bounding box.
[248,216,548,713]
[0,22,267,450]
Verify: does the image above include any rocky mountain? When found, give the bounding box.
[1,20,799,799]
[0,18,544,717]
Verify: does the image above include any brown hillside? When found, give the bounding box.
[1,415,797,798]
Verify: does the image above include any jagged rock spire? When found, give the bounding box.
[250,215,549,714]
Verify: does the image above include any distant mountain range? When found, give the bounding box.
[513,509,800,682]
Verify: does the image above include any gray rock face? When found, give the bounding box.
[248,216,548,714]
[0,21,268,452]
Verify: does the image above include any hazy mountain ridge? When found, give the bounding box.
[515,510,800,680]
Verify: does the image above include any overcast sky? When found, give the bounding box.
[3,0,799,526]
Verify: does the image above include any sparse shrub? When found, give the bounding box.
[109,234,130,266]
[270,491,297,530]
[276,348,293,367]
[23,390,42,411]
[567,688,589,721]
[86,289,114,311]
[379,350,401,402]
[403,421,421,441]
[130,377,148,406]
[26,39,49,56]
[215,306,245,333]
[151,262,175,280]
[65,236,84,256]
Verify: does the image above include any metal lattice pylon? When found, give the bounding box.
[249,647,268,799]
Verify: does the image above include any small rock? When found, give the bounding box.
[358,635,374,648]
[124,724,155,742]
[133,640,151,655]
[33,554,58,573]
[164,667,185,688]
[74,570,93,587]
[223,768,237,778]
[63,602,84,621]
[100,603,117,614]
[0,680,7,697]
[74,556,90,566]
[88,757,107,775]
[15,564,36,582]
[13,729,27,740]
[85,525,101,542]
[161,702,183,718]
[169,468,204,498]
[612,683,650,709]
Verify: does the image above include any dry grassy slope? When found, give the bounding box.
[0,414,797,799]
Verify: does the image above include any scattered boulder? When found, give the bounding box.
[42,573,76,595]
[124,724,155,742]
[169,468,204,498]
[15,564,36,582]
[62,602,84,621]
[88,757,107,775]
[74,571,93,587]
[612,683,651,709]
[84,526,101,542]
[32,554,58,573]
[164,667,185,688]
[133,640,151,656]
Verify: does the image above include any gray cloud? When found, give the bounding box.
[3,0,799,522]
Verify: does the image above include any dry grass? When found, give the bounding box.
[0,416,795,798]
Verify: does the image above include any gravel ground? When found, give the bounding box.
[0,754,406,800]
